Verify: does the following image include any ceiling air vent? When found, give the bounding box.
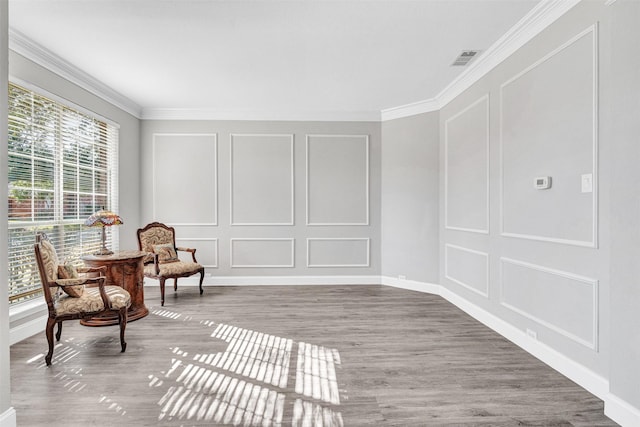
[452,50,480,66]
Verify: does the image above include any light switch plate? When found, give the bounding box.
[581,174,593,193]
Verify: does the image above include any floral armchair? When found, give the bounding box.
[34,233,131,366]
[136,222,205,306]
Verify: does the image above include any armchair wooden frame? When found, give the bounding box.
[136,222,205,306]
[34,233,128,366]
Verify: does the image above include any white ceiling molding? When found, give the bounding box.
[8,0,581,123]
[378,98,441,122]
[8,28,143,119]
[141,108,381,122]
[381,0,582,122]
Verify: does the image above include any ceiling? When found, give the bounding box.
[8,0,542,120]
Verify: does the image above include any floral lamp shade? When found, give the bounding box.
[85,209,123,255]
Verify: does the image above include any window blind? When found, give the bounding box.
[7,83,119,305]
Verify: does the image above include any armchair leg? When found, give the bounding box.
[55,322,62,341]
[199,268,204,295]
[118,307,127,353]
[174,278,178,292]
[160,278,166,306]
[45,317,56,366]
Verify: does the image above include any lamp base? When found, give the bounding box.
[94,227,113,256]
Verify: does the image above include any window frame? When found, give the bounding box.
[7,79,120,306]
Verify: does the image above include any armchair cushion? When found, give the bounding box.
[39,239,60,293]
[153,243,179,264]
[138,226,174,263]
[54,286,131,316]
[57,264,84,297]
[144,261,203,277]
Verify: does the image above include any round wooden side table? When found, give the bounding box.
[80,250,149,326]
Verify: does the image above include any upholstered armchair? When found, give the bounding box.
[136,222,205,306]
[34,233,131,366]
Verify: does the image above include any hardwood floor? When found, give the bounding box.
[10,285,617,426]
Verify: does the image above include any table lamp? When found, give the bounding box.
[84,208,123,255]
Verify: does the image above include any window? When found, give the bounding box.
[8,83,119,305]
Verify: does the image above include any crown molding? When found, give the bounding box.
[141,107,381,122]
[8,28,143,119]
[9,0,581,123]
[380,98,441,121]
[381,0,582,121]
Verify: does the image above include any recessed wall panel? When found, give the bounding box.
[307,238,370,267]
[230,134,294,225]
[500,26,597,246]
[175,237,218,268]
[230,238,295,268]
[445,96,489,233]
[306,135,369,225]
[500,257,598,349]
[445,244,489,297]
[153,134,217,225]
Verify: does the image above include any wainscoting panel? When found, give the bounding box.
[445,95,490,234]
[230,134,294,225]
[175,237,218,268]
[307,238,370,267]
[306,135,369,225]
[230,238,295,268]
[500,257,598,350]
[152,133,217,225]
[444,244,489,297]
[500,25,598,247]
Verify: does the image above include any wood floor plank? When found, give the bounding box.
[10,285,617,426]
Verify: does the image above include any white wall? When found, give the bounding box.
[140,120,381,279]
[381,112,439,284]
[607,0,640,422]
[440,0,609,375]
[0,1,16,425]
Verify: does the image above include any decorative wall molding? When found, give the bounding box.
[499,257,599,351]
[444,244,489,298]
[444,94,490,234]
[498,24,599,248]
[9,29,142,118]
[306,134,370,226]
[230,238,295,268]
[306,238,371,268]
[141,107,381,122]
[175,237,219,268]
[230,134,294,226]
[381,0,582,121]
[152,133,218,226]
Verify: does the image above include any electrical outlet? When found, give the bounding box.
[398,275,406,280]
[526,328,538,340]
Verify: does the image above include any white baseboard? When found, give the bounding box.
[9,314,47,346]
[0,407,16,427]
[380,275,440,294]
[605,392,640,427]
[145,275,381,286]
